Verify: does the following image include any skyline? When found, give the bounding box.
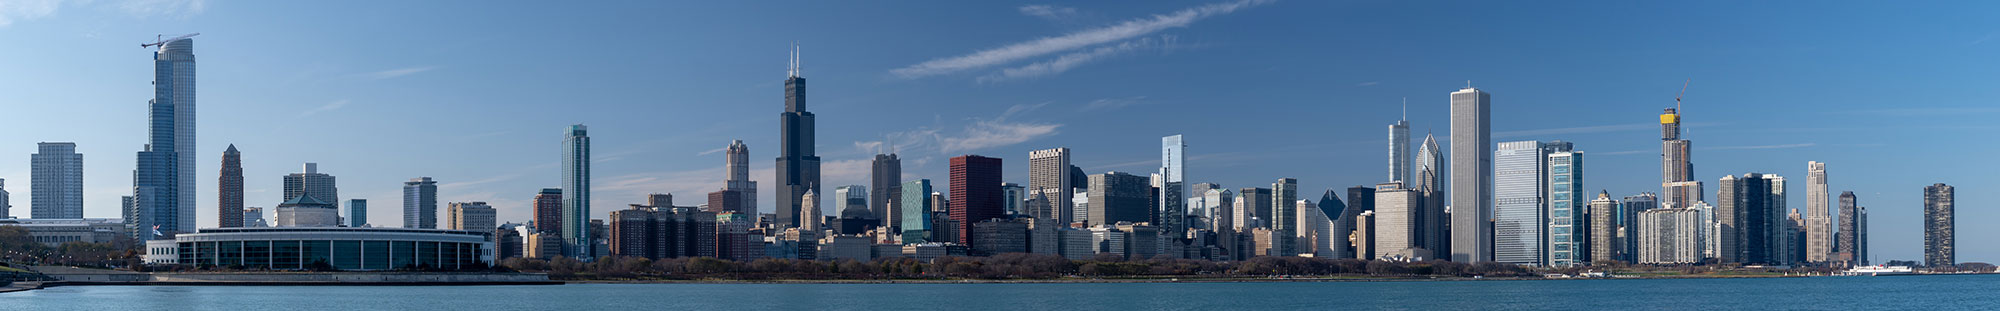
[0,1,1992,263]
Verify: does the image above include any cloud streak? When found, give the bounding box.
[1018,5,1080,21]
[890,0,1270,79]
[1706,143,1816,150]
[300,100,349,116]
[1081,96,1147,112]
[0,0,61,27]
[857,103,1063,156]
[978,37,1167,82]
[366,66,438,79]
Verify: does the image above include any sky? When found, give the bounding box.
[0,0,1993,263]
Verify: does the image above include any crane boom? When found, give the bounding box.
[141,33,200,48]
[1675,78,1690,112]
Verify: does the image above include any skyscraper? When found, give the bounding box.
[403,177,438,229]
[283,163,339,210]
[1028,147,1073,225]
[724,140,758,214]
[1923,183,1954,267]
[1159,135,1187,241]
[1547,147,1584,266]
[1318,190,1355,259]
[1836,191,1861,265]
[1413,134,1446,256]
[1272,178,1299,256]
[900,179,933,243]
[1374,182,1420,260]
[1586,191,1618,265]
[1450,86,1492,263]
[132,36,197,240]
[1494,140,1565,266]
[871,152,901,230]
[33,142,84,219]
[1390,115,1410,184]
[1089,172,1152,226]
[0,179,9,219]
[347,199,368,228]
[950,155,1003,248]
[562,124,592,257]
[1805,161,1830,263]
[776,45,821,229]
[1661,108,1700,209]
[218,145,243,228]
[1234,188,1273,231]
[1717,173,1786,265]
[448,202,497,231]
[534,188,562,234]
[1620,193,1659,262]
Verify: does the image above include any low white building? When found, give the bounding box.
[0,218,127,246]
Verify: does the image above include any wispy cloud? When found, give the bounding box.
[1018,4,1080,21]
[978,36,1169,82]
[1971,30,1999,46]
[891,0,1270,79]
[1597,150,1652,156]
[1496,123,1655,138]
[857,103,1063,156]
[120,0,206,19]
[300,100,350,116]
[1081,96,1147,112]
[1355,81,1380,87]
[695,147,729,156]
[0,0,61,27]
[1707,143,1815,150]
[365,66,438,79]
[1834,107,2000,116]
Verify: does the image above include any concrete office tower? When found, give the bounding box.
[1159,135,1187,240]
[1374,182,1421,260]
[448,202,497,231]
[1028,148,1074,225]
[1586,192,1618,265]
[346,199,367,227]
[1660,107,1700,209]
[1089,172,1153,226]
[1835,191,1862,265]
[949,155,1002,248]
[1272,178,1299,256]
[871,152,900,230]
[218,145,243,228]
[1297,199,1321,255]
[1494,140,1563,266]
[776,46,821,229]
[1547,149,1585,266]
[0,179,9,219]
[1317,190,1355,259]
[1805,162,1830,263]
[34,142,84,219]
[1717,173,1787,265]
[1638,205,1702,264]
[533,188,562,234]
[1923,183,1954,267]
[1449,86,1492,263]
[899,180,933,243]
[562,124,592,257]
[1620,193,1659,262]
[403,177,438,229]
[283,163,339,211]
[1235,188,1273,231]
[131,36,197,239]
[1354,211,1376,259]
[724,140,758,214]
[801,190,823,232]
[1390,117,1411,184]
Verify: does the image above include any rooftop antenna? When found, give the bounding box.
[1401,97,1407,121]
[1466,80,1472,88]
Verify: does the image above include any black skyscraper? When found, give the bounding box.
[776,45,820,228]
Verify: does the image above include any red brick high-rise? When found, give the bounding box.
[950,155,1003,249]
[534,188,563,235]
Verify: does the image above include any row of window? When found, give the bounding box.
[174,240,486,271]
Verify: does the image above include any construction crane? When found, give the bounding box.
[140,33,200,48]
[1675,78,1691,112]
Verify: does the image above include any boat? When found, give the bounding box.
[1839,265,1915,276]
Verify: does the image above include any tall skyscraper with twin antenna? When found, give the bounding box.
[1450,86,1492,263]
[133,35,198,239]
[776,44,821,229]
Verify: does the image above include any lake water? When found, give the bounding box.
[5,275,1996,310]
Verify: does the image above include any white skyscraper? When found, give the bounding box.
[1029,148,1074,225]
[1494,141,1564,266]
[1449,86,1492,263]
[1805,161,1830,263]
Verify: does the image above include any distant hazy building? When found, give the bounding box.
[283,163,340,211]
[971,218,1030,256]
[32,142,83,219]
[1234,188,1273,231]
[871,152,900,230]
[833,185,871,234]
[562,124,593,258]
[1354,211,1375,260]
[1028,147,1074,225]
[1546,146,1584,266]
[1390,117,1411,184]
[949,155,1003,249]
[1271,178,1299,256]
[526,232,563,259]
[1835,191,1864,266]
[243,207,266,227]
[218,145,244,228]
[403,177,438,229]
[1449,86,1493,263]
[1494,140,1563,266]
[1001,183,1025,216]
[448,202,497,231]
[899,180,933,243]
[496,224,524,260]
[346,199,367,228]
[1924,183,1954,267]
[1088,172,1152,227]
[1804,161,1831,263]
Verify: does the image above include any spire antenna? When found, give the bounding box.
[1401,97,1407,121]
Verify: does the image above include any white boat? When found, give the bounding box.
[1840,265,1915,276]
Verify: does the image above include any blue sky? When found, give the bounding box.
[0,0,1993,263]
